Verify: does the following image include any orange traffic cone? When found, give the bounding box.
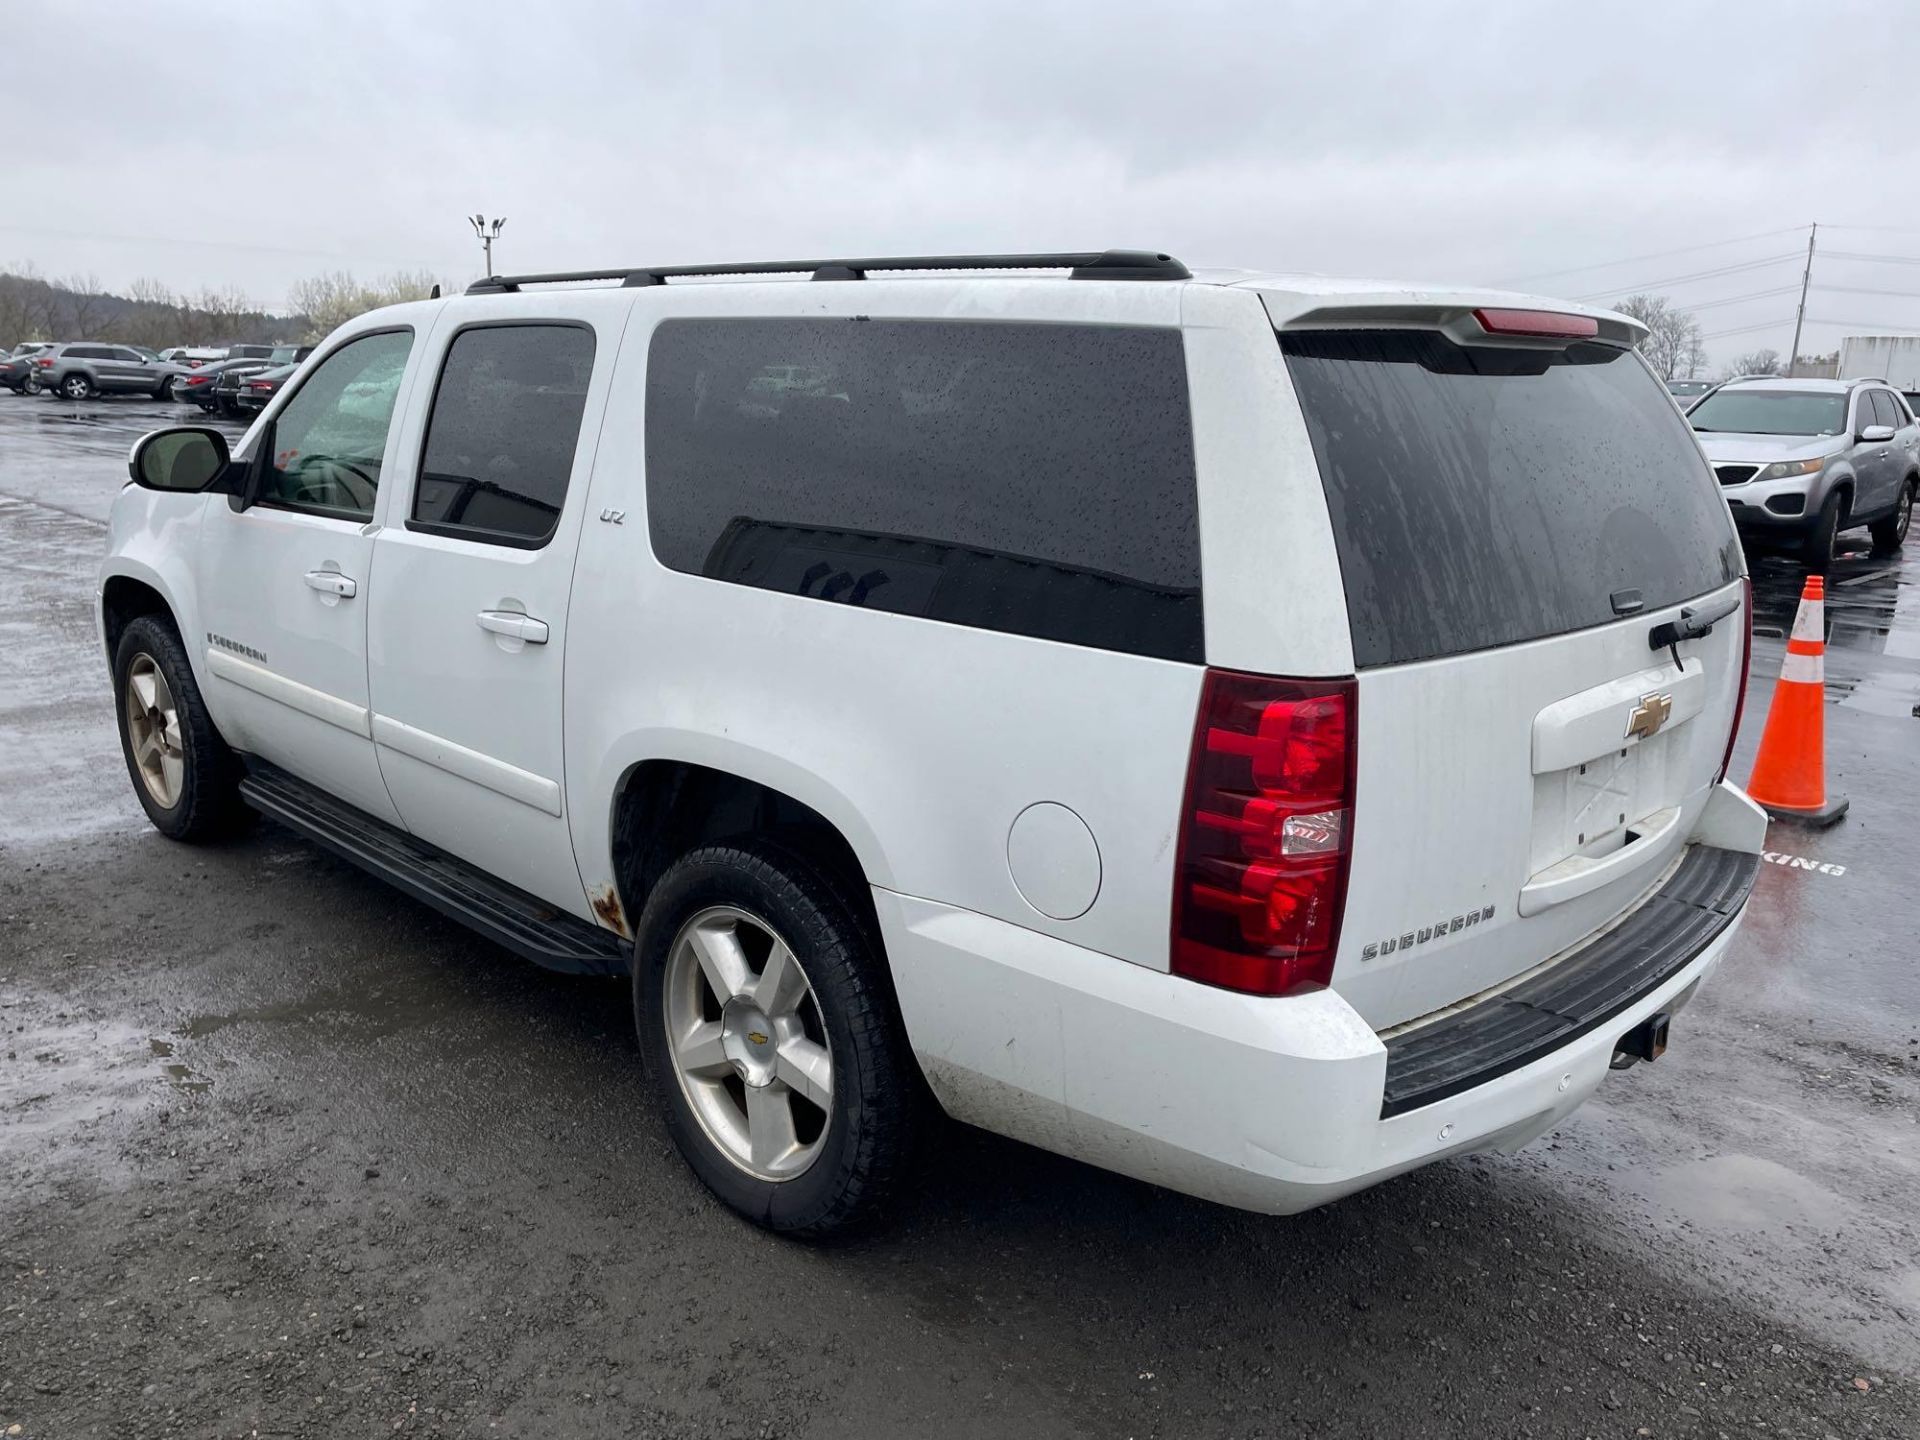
[1746,574,1848,827]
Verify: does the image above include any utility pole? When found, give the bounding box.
[1787,222,1817,377]
[469,214,506,277]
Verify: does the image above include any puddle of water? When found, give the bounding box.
[181,983,442,1042]
[149,1037,173,1057]
[1834,668,1920,718]
[1638,1152,1848,1235]
[161,1062,211,1094]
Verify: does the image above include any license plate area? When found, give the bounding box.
[1528,659,1705,876]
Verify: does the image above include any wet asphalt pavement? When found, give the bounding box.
[1,393,1917,1439]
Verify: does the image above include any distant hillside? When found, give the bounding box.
[0,270,306,350]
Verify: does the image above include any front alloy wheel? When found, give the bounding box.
[112,614,250,841]
[123,652,185,809]
[664,905,834,1180]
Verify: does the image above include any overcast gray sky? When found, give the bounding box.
[4,0,1916,366]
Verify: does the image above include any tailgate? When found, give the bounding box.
[1274,319,1746,1029]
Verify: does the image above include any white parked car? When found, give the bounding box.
[98,251,1767,1236]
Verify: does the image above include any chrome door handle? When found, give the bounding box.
[303,570,357,598]
[476,610,549,645]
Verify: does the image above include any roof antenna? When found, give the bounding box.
[429,283,442,299]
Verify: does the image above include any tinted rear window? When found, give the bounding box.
[1281,331,1741,669]
[645,317,1201,662]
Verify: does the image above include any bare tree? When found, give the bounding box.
[125,277,182,348]
[1614,293,1707,380]
[0,269,36,345]
[288,269,442,342]
[1728,348,1782,378]
[1680,326,1709,381]
[57,274,109,339]
[188,285,256,344]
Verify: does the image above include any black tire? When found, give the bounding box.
[20,376,42,396]
[59,373,96,401]
[634,839,921,1239]
[112,614,251,841]
[1802,489,1846,569]
[1869,478,1914,555]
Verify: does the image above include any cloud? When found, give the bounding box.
[2,0,1912,363]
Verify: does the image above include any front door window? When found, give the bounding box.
[258,330,413,520]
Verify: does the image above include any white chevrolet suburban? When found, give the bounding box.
[99,250,1768,1237]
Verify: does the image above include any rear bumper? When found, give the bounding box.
[877,842,1755,1217]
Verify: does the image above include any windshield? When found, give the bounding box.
[1688,389,1848,436]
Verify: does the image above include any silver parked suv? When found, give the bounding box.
[35,342,188,401]
[1689,376,1918,564]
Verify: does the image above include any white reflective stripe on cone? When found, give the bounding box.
[1779,650,1825,684]
[1789,599,1825,644]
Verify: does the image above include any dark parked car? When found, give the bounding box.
[176,357,275,415]
[232,362,296,413]
[0,342,56,395]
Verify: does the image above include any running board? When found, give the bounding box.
[237,761,630,976]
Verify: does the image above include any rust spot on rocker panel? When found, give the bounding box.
[591,884,630,938]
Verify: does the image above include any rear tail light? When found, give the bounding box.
[35,357,52,368]
[1717,578,1753,784]
[1472,307,1599,340]
[1171,669,1357,996]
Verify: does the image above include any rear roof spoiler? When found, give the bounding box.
[1264,297,1644,350]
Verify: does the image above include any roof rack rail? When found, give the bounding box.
[464,249,1190,296]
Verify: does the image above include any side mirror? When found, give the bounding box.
[1860,424,1896,443]
[129,426,233,493]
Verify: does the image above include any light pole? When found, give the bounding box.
[469,214,506,277]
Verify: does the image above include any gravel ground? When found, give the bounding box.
[2,396,1916,1437]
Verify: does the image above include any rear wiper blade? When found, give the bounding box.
[1648,593,1741,652]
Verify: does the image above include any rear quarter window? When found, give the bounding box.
[644,317,1202,662]
[1280,330,1742,668]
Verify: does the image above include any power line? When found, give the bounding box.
[1571,252,1800,301]
[1821,249,1920,267]
[1810,282,1920,301]
[1822,224,1920,237]
[1803,316,1920,332]
[1494,226,1806,286]
[1683,285,1802,312]
[1700,318,1793,341]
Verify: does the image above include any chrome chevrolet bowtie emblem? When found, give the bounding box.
[1625,691,1673,740]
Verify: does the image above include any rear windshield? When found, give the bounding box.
[1687,389,1848,436]
[1281,330,1741,669]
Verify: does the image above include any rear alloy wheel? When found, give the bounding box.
[59,373,96,401]
[1870,479,1914,555]
[1802,489,1845,569]
[636,841,921,1238]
